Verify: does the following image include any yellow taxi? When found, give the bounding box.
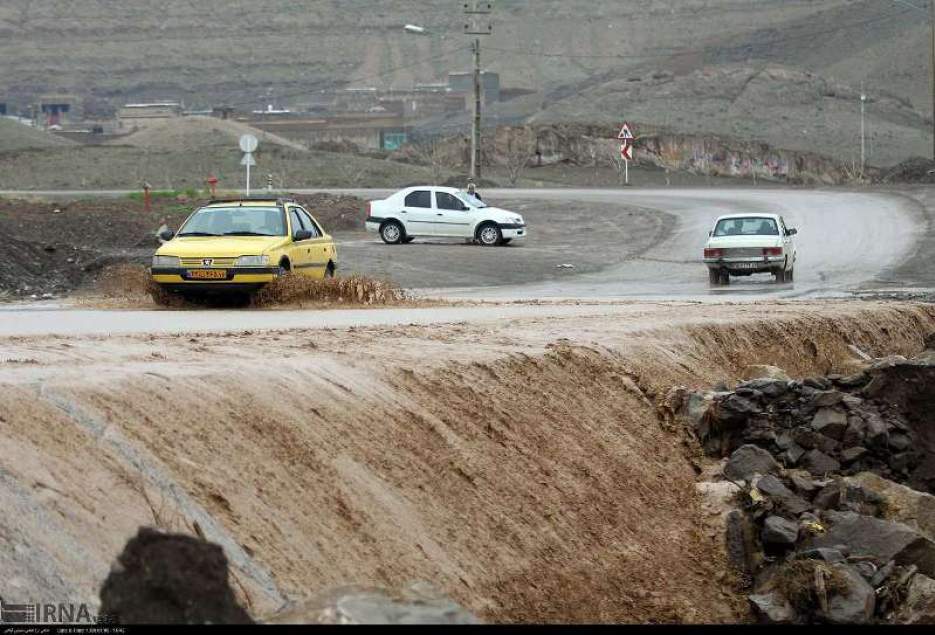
[151,197,338,295]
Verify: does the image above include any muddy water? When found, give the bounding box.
[0,302,933,622]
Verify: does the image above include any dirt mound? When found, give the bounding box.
[0,119,76,152]
[879,157,935,184]
[99,528,254,625]
[253,274,407,308]
[109,117,307,152]
[291,193,366,232]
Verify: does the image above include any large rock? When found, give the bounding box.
[762,515,799,547]
[725,444,780,482]
[893,573,935,624]
[802,511,935,577]
[800,449,841,477]
[99,528,254,625]
[811,408,848,440]
[749,593,799,624]
[847,473,935,540]
[756,475,811,516]
[715,394,762,425]
[818,564,876,625]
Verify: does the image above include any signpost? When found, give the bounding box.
[618,122,635,186]
[239,134,258,196]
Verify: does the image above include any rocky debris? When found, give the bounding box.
[674,348,935,624]
[743,365,791,382]
[725,445,781,482]
[99,528,254,625]
[680,351,935,493]
[267,584,479,625]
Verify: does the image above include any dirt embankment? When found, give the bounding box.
[0,193,367,297]
[1,302,933,623]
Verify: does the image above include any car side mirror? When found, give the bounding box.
[294,229,313,241]
[462,205,471,211]
[159,229,175,241]
[787,228,798,236]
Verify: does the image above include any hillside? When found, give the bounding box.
[0,0,930,165]
[109,117,308,152]
[0,118,76,152]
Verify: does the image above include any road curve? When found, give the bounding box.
[0,187,927,337]
[431,188,923,300]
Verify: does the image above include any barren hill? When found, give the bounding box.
[0,0,930,165]
[0,118,76,152]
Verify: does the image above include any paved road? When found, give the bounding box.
[0,187,927,336]
[434,188,922,300]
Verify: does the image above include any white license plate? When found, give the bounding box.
[732,262,761,270]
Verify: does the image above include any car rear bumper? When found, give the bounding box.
[704,256,785,272]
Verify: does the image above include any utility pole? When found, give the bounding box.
[860,84,867,176]
[931,0,935,160]
[464,1,493,180]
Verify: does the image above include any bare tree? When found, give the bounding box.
[499,128,538,186]
[410,138,452,185]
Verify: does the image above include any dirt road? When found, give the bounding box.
[2,300,932,623]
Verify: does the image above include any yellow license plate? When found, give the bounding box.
[188,269,228,280]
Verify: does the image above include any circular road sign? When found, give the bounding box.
[239,134,259,154]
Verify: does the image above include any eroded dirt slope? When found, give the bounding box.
[0,301,933,622]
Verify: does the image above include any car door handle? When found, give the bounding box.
[437,213,443,216]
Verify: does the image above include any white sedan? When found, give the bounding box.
[703,213,798,285]
[366,186,527,246]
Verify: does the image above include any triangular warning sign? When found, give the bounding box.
[618,122,634,140]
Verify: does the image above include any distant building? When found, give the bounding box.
[117,102,182,129]
[245,111,410,151]
[39,94,80,127]
[448,71,500,106]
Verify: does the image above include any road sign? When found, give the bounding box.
[618,122,635,141]
[240,154,257,167]
[620,142,633,162]
[239,134,258,154]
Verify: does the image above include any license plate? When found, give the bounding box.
[188,269,227,280]
[733,262,761,270]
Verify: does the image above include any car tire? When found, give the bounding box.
[773,268,787,283]
[476,223,502,247]
[380,220,404,245]
[325,262,335,278]
[708,268,721,286]
[786,267,794,282]
[719,270,730,286]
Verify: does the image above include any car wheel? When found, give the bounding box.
[380,220,404,245]
[325,263,335,278]
[708,268,721,286]
[786,267,794,282]
[719,270,730,286]
[477,223,502,246]
[773,268,787,283]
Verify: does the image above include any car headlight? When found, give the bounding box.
[152,255,180,267]
[236,255,270,267]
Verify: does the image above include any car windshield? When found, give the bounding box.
[456,192,487,208]
[713,217,779,237]
[178,206,286,237]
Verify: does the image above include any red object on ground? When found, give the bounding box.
[206,175,219,198]
[142,183,152,212]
